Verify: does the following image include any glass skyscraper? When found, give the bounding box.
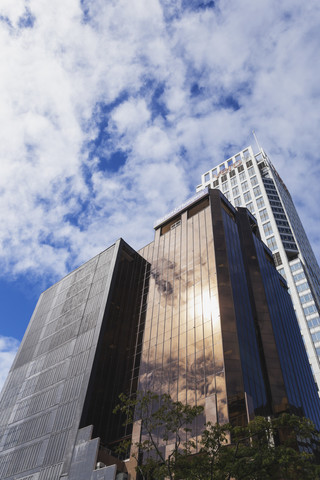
[0,188,319,480]
[197,147,320,392]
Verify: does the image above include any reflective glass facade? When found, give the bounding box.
[138,189,320,438]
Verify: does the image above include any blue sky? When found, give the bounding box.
[0,0,320,389]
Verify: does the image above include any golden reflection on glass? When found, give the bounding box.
[138,202,228,434]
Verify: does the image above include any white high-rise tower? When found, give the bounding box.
[196,146,320,391]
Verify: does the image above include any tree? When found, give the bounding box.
[114,392,320,480]
[114,390,203,479]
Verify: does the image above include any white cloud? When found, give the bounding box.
[0,336,20,394]
[0,0,319,290]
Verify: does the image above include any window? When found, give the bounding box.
[239,171,246,182]
[256,197,265,209]
[221,182,228,193]
[219,163,226,172]
[243,191,251,203]
[290,262,302,272]
[308,317,320,329]
[253,186,261,197]
[246,159,253,167]
[259,208,269,222]
[283,241,298,250]
[232,186,240,197]
[238,165,244,172]
[266,236,277,252]
[204,173,210,182]
[212,168,218,177]
[246,202,254,213]
[227,159,233,167]
[312,332,320,343]
[293,272,306,283]
[230,169,236,178]
[247,166,255,177]
[231,176,237,186]
[224,191,230,200]
[274,252,282,267]
[303,305,317,315]
[277,267,285,277]
[263,222,273,236]
[241,181,249,192]
[296,282,309,293]
[213,180,219,188]
[300,293,313,304]
[235,154,241,163]
[250,176,259,187]
[221,174,227,183]
[234,196,241,207]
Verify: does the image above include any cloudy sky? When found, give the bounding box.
[0,0,320,389]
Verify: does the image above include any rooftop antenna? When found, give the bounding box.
[252,130,261,152]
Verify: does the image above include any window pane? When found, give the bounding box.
[263,222,273,236]
[243,191,251,202]
[266,236,277,251]
[253,186,261,197]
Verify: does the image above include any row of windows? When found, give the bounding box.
[204,152,253,183]
[283,241,298,250]
[304,304,318,316]
[274,213,287,221]
[278,227,292,235]
[271,206,285,214]
[311,331,320,343]
[270,200,283,208]
[296,282,309,293]
[300,292,313,304]
[293,272,305,282]
[308,317,320,329]
[267,194,280,201]
[280,234,296,243]
[290,262,301,272]
[276,219,290,227]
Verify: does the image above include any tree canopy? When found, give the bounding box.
[114,391,320,480]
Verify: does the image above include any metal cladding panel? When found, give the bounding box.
[0,242,121,479]
[65,426,117,480]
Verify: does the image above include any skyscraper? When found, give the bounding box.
[0,188,319,480]
[0,239,149,480]
[196,146,320,392]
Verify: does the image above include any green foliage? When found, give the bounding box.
[114,392,320,480]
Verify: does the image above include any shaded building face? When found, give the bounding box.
[0,239,148,480]
[138,189,320,431]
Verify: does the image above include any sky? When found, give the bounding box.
[0,0,320,390]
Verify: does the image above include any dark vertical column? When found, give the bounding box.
[209,190,247,426]
[236,208,289,415]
